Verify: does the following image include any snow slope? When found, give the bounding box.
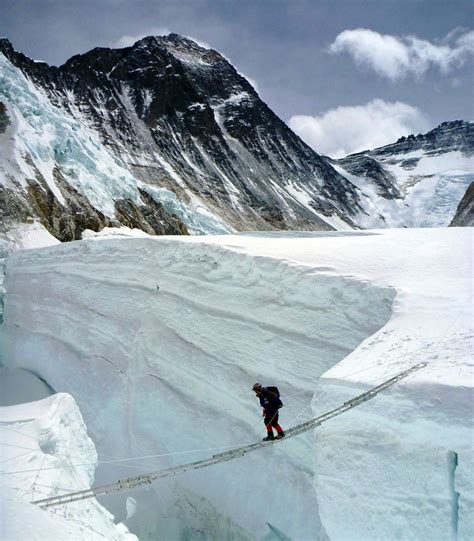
[331,120,474,229]
[334,151,474,228]
[0,393,136,540]
[1,228,472,539]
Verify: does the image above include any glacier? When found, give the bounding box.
[0,52,232,235]
[0,227,473,539]
[334,151,474,229]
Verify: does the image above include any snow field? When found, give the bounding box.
[1,236,395,539]
[335,150,474,228]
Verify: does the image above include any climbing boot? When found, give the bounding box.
[262,434,275,441]
[275,432,285,439]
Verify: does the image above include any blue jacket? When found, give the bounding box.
[258,388,282,414]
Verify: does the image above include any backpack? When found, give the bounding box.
[266,386,283,408]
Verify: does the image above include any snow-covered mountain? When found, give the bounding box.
[1,37,472,239]
[0,35,365,240]
[330,120,474,227]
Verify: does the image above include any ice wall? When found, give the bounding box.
[311,321,473,541]
[168,229,474,540]
[313,371,473,541]
[0,237,394,539]
[0,393,136,540]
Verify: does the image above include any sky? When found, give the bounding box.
[1,0,473,157]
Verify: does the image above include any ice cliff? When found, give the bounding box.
[1,232,395,539]
[0,393,136,540]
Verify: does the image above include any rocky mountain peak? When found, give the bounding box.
[134,34,227,65]
[1,35,365,239]
[0,37,13,51]
[372,119,474,158]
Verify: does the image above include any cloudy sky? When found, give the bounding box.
[1,0,473,157]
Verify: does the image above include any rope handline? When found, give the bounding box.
[31,455,46,503]
[0,416,226,465]
[0,450,34,465]
[286,403,313,427]
[32,361,426,509]
[0,440,279,477]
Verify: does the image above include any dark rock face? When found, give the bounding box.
[450,182,474,227]
[116,189,189,235]
[1,35,364,234]
[0,101,10,133]
[332,154,401,199]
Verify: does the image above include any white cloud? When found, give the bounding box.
[238,72,259,93]
[110,30,214,51]
[288,99,429,158]
[329,28,474,80]
[110,28,171,48]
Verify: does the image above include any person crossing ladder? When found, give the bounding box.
[252,383,285,441]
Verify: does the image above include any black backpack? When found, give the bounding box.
[266,386,283,408]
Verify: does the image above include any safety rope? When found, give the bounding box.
[32,361,426,509]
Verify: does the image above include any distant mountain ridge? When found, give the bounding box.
[1,35,473,240]
[352,120,473,158]
[330,120,474,228]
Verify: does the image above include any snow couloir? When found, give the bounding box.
[1,227,472,540]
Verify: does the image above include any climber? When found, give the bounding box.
[252,383,285,441]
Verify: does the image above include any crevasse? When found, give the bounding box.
[0,236,394,539]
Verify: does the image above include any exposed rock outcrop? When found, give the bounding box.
[450,182,474,226]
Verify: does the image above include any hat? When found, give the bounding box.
[252,383,263,391]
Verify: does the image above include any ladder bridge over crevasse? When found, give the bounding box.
[33,362,426,509]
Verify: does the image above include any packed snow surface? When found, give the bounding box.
[1,227,472,540]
